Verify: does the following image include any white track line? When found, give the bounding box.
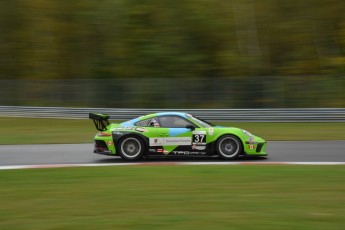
[0,162,345,170]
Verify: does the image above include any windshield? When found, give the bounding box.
[186,114,214,128]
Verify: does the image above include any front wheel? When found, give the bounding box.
[118,136,145,161]
[216,135,243,160]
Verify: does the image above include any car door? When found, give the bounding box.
[155,115,208,155]
[133,116,168,153]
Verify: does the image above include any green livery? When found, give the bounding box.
[89,112,267,161]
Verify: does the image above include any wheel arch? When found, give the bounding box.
[113,132,149,154]
[213,133,245,155]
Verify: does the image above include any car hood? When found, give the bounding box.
[211,126,265,142]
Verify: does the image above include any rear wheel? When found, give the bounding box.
[118,136,145,161]
[216,135,242,160]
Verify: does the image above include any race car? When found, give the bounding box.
[89,112,267,161]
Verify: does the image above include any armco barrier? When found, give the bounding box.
[0,106,344,122]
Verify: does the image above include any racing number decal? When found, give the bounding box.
[192,131,207,151]
[193,134,205,143]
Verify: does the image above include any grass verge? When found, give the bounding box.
[0,117,344,144]
[0,165,344,230]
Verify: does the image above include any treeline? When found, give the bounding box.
[0,0,344,80]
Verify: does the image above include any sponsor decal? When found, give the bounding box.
[112,127,149,133]
[150,138,164,146]
[155,149,169,155]
[249,145,254,150]
[149,137,192,146]
[249,137,255,144]
[97,132,112,137]
[208,128,214,136]
[149,148,156,152]
[164,137,191,146]
[172,151,207,155]
[192,143,206,150]
[135,127,149,133]
[107,141,113,146]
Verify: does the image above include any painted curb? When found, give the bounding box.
[1,162,345,170]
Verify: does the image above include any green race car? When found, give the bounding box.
[89,112,267,161]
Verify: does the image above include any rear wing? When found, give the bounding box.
[89,113,110,131]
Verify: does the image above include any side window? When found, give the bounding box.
[135,118,153,127]
[158,116,196,128]
[135,117,160,127]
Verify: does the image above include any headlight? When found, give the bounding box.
[241,129,254,137]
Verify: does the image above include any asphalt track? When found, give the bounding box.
[0,141,345,167]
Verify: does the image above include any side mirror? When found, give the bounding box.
[185,124,195,131]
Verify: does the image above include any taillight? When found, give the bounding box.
[97,132,112,137]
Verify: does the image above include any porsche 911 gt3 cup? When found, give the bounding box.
[89,112,267,161]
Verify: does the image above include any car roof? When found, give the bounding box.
[156,112,188,117]
[119,112,188,127]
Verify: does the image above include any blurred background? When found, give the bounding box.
[0,0,344,108]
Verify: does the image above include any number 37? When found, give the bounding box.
[194,134,205,143]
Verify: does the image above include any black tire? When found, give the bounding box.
[216,135,243,160]
[118,136,145,161]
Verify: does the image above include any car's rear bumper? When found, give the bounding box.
[94,149,114,156]
[94,140,116,156]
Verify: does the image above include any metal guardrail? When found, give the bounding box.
[0,106,344,122]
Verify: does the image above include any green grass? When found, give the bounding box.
[0,117,95,145]
[0,117,344,144]
[217,122,345,141]
[0,165,344,230]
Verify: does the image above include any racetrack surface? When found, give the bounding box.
[0,141,345,166]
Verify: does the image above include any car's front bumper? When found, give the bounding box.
[243,141,267,156]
